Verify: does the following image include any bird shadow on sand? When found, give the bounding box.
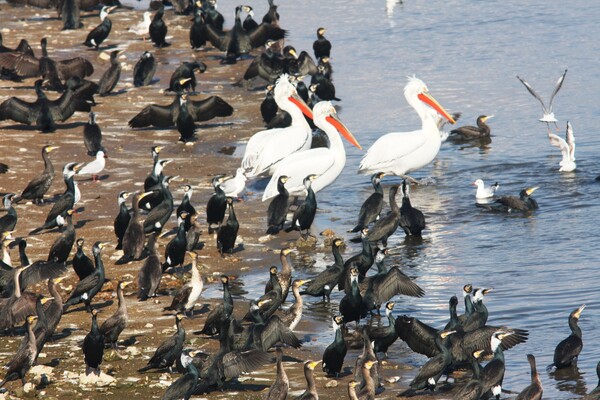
[74,218,93,229]
[64,299,114,314]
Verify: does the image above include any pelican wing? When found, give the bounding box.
[243,126,311,177]
[516,75,547,111]
[359,131,427,174]
[548,69,567,110]
[262,148,334,201]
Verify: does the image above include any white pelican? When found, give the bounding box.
[517,69,567,127]
[241,74,314,178]
[548,121,576,172]
[358,76,456,179]
[77,150,106,182]
[262,101,361,201]
[472,179,499,199]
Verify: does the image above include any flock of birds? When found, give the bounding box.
[0,0,595,399]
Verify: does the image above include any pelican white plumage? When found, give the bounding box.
[220,167,247,198]
[128,12,152,36]
[358,76,456,179]
[548,121,576,172]
[517,69,567,126]
[241,74,314,178]
[77,150,107,182]
[262,101,361,201]
[473,179,499,199]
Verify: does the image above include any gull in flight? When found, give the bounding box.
[517,69,567,130]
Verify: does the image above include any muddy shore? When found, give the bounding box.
[0,3,459,399]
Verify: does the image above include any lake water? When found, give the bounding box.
[216,0,600,398]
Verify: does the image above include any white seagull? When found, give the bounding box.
[262,101,361,201]
[472,179,499,200]
[220,167,247,198]
[77,150,107,182]
[241,74,314,178]
[548,121,576,172]
[358,76,456,180]
[128,12,152,37]
[516,69,567,127]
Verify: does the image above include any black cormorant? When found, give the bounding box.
[515,354,543,400]
[266,347,288,400]
[63,241,108,312]
[97,50,122,96]
[402,330,456,394]
[162,211,189,272]
[164,252,203,316]
[144,175,177,235]
[176,94,196,142]
[478,187,539,212]
[367,302,398,357]
[133,51,156,87]
[190,7,208,50]
[0,315,38,387]
[163,351,199,400]
[366,184,400,247]
[168,61,206,94]
[15,145,58,204]
[350,172,385,233]
[339,267,366,328]
[280,279,309,331]
[480,330,512,399]
[29,162,80,234]
[99,280,130,350]
[83,112,104,156]
[264,248,293,302]
[553,304,585,369]
[450,115,493,139]
[322,315,346,377]
[61,0,81,30]
[313,27,331,60]
[199,275,232,335]
[116,191,151,264]
[113,191,131,251]
[129,94,232,128]
[206,175,227,233]
[0,194,17,233]
[300,238,344,300]
[137,233,162,301]
[295,360,320,400]
[82,309,104,375]
[399,179,425,236]
[150,6,169,48]
[84,6,117,50]
[47,208,75,262]
[217,197,239,255]
[139,313,186,372]
[285,174,317,238]
[266,175,289,234]
[177,185,196,232]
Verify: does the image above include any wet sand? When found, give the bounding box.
[0,3,457,399]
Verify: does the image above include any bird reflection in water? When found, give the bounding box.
[549,364,587,397]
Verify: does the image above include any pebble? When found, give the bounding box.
[325,380,338,388]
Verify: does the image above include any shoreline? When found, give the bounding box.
[0,3,457,399]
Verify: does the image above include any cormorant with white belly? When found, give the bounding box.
[84,6,117,50]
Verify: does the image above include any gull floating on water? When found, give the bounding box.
[548,121,576,172]
[473,179,499,200]
[517,69,567,128]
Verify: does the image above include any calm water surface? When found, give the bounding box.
[208,1,600,397]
